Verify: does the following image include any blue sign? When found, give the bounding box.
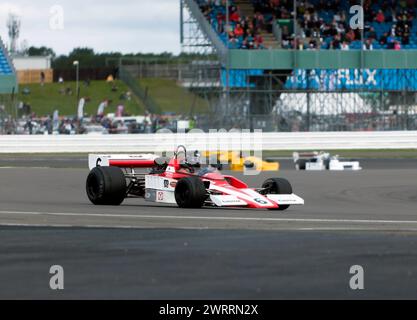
[285,69,417,91]
[221,68,417,90]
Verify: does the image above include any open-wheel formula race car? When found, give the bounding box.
[86,146,304,211]
[203,150,280,172]
[293,151,362,171]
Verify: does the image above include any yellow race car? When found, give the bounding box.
[203,151,279,172]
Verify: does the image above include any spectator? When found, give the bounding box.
[40,71,45,86]
[116,104,125,117]
[60,120,73,135]
[254,33,264,48]
[307,40,317,50]
[341,41,350,50]
[403,24,410,44]
[77,97,86,121]
[387,34,396,49]
[345,29,356,42]
[375,10,385,23]
[97,100,109,117]
[229,7,240,23]
[234,23,244,37]
[24,118,34,135]
[380,32,388,46]
[65,87,73,96]
[363,39,374,50]
[22,87,31,95]
[253,11,265,30]
[367,27,377,40]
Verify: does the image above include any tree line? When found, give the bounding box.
[26,46,213,70]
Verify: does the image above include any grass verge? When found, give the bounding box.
[17,80,144,117]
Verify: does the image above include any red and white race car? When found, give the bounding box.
[86,146,304,210]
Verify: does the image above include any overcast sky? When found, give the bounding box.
[0,0,181,55]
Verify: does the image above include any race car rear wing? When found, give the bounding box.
[88,154,159,170]
[293,151,319,162]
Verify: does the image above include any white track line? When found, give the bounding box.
[0,210,417,225]
[1,223,399,232]
[0,222,211,230]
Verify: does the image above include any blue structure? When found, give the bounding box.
[0,38,17,94]
[285,68,417,91]
[194,0,417,90]
[0,54,13,75]
[221,69,263,87]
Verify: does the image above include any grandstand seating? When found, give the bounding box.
[196,0,417,50]
[197,0,267,49]
[0,39,13,75]
[0,37,17,94]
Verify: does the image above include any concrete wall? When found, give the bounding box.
[0,131,416,153]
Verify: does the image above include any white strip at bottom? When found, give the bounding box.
[0,210,417,225]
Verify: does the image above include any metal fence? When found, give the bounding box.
[0,94,16,135]
[187,69,417,132]
[180,0,417,132]
[272,90,417,132]
[119,65,160,114]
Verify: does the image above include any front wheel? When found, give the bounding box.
[86,166,127,205]
[262,178,293,211]
[175,176,207,208]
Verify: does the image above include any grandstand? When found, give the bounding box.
[198,0,417,50]
[0,37,18,134]
[0,37,17,94]
[179,0,417,131]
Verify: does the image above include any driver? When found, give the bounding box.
[197,166,217,177]
[179,149,221,176]
[187,150,201,168]
[177,150,202,173]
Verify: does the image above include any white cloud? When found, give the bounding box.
[0,0,181,54]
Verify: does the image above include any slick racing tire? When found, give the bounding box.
[86,166,127,206]
[175,176,207,208]
[262,178,293,211]
[295,159,307,170]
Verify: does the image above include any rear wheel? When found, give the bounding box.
[175,176,207,208]
[86,166,127,205]
[295,159,307,170]
[262,178,293,211]
[324,159,331,170]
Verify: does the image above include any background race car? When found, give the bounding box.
[203,151,280,172]
[293,152,362,171]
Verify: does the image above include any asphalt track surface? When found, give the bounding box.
[0,157,416,299]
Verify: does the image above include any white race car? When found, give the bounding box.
[293,152,362,171]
